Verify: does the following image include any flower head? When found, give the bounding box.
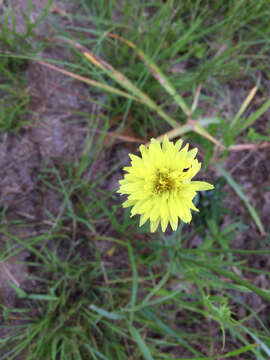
[118,136,214,232]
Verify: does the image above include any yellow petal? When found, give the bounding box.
[189,181,214,191]
[187,147,198,159]
[149,202,161,221]
[150,218,160,232]
[139,213,149,227]
[175,198,192,223]
[122,199,136,208]
[175,138,183,151]
[168,197,179,224]
[161,214,169,232]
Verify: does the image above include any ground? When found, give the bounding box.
[0,1,270,359]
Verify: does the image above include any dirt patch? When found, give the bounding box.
[222,117,270,237]
[0,252,30,307]
[0,0,100,306]
[6,0,71,34]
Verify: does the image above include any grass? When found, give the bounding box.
[0,0,270,359]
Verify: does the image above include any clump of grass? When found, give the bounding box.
[0,0,53,135]
[0,73,30,134]
[66,0,270,135]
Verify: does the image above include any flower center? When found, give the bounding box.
[153,170,175,195]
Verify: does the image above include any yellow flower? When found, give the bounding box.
[118,136,214,232]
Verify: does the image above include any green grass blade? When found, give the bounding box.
[89,304,125,320]
[82,51,179,128]
[222,343,258,358]
[240,326,270,357]
[108,33,191,116]
[215,162,265,235]
[37,59,141,102]
[139,309,200,356]
[180,256,270,302]
[129,325,154,360]
[141,270,170,306]
[235,97,270,135]
[230,83,259,129]
[127,241,138,325]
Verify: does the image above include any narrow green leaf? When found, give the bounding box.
[236,97,270,134]
[180,256,270,302]
[89,304,125,320]
[108,34,190,116]
[141,271,170,306]
[28,294,58,301]
[230,84,258,129]
[7,281,27,298]
[129,326,154,360]
[215,163,265,235]
[222,343,258,358]
[241,326,270,356]
[83,344,107,360]
[37,60,142,103]
[139,309,200,356]
[127,241,138,324]
[83,51,179,128]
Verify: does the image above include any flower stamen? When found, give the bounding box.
[153,170,174,195]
